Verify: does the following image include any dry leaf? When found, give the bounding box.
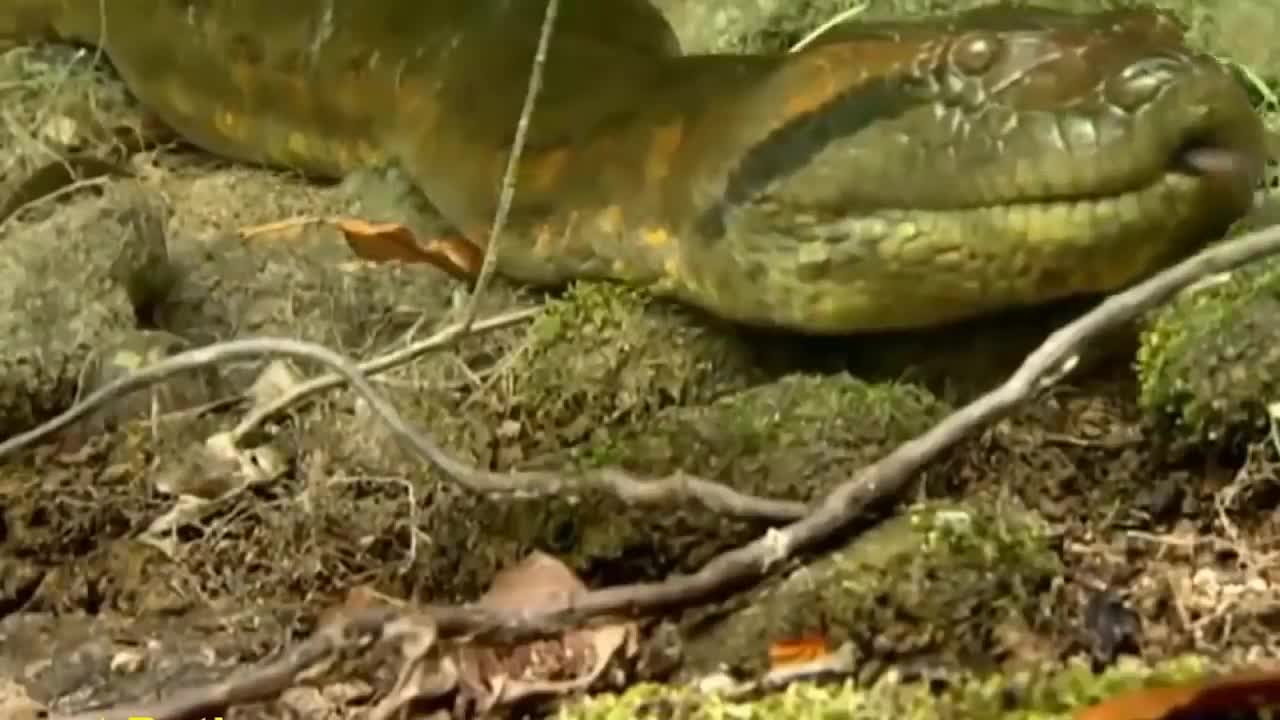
[141,435,286,554]
[767,634,831,668]
[1074,667,1280,720]
[366,614,453,720]
[332,217,483,281]
[481,550,588,613]
[235,214,483,282]
[319,554,638,716]
[761,640,854,688]
[452,552,637,712]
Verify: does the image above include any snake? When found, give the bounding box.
[1,1,1266,334]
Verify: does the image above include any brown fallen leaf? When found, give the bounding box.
[237,215,484,282]
[481,550,588,613]
[452,551,637,714]
[767,634,831,668]
[314,553,636,718]
[333,217,483,281]
[1073,667,1280,720]
[761,640,855,689]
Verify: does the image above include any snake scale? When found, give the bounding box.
[1,1,1266,334]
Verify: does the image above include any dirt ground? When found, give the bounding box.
[2,2,1280,719]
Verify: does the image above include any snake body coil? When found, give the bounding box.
[2,1,1265,333]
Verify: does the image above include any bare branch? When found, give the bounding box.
[57,607,405,720]
[458,0,559,331]
[0,329,806,523]
[229,306,541,443]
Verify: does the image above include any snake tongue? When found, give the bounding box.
[1178,144,1266,209]
[1181,146,1260,178]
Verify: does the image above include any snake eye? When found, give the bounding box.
[1107,56,1181,111]
[950,34,1000,75]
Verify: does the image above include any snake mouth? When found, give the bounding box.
[1160,98,1267,203]
[1149,127,1266,221]
[1042,114,1266,216]
[1174,140,1264,184]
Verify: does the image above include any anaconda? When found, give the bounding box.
[1,1,1266,334]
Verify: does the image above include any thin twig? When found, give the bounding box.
[0,174,113,236]
[230,306,541,443]
[458,0,559,331]
[57,607,405,720]
[789,2,868,52]
[0,334,807,523]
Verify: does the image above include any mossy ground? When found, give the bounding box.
[563,654,1218,720]
[1129,0,1280,449]
[1137,247,1280,448]
[1,2,1280,718]
[676,499,1062,678]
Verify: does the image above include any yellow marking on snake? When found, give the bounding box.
[644,120,684,187]
[529,147,570,193]
[286,131,310,159]
[213,108,243,142]
[596,205,624,235]
[642,227,671,248]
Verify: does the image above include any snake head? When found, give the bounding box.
[695,6,1267,332]
[730,5,1265,216]
[889,5,1264,210]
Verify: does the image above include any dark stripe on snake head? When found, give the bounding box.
[696,74,928,239]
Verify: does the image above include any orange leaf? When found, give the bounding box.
[1074,668,1280,720]
[768,634,831,668]
[332,217,483,282]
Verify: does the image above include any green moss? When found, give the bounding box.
[348,283,954,593]
[474,373,950,584]
[1136,248,1280,446]
[570,373,950,499]
[1130,9,1280,448]
[498,281,763,461]
[562,655,1216,720]
[679,498,1060,676]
